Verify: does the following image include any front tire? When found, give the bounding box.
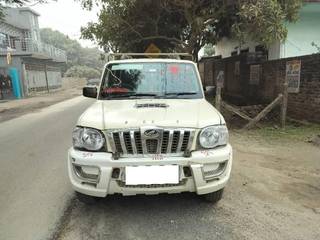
[202,188,224,203]
[75,191,99,205]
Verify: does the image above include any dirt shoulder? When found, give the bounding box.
[224,126,320,239]
[0,88,81,123]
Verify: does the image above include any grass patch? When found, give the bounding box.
[245,122,320,143]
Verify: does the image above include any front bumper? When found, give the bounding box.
[67,144,233,197]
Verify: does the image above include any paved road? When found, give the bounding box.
[0,97,93,240]
[1,97,319,240]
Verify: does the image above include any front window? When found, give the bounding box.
[99,62,203,99]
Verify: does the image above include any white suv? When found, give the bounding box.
[68,58,232,204]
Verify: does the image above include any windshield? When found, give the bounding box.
[99,62,203,99]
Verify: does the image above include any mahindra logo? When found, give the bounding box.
[144,129,160,138]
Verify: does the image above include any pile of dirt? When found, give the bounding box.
[307,135,320,147]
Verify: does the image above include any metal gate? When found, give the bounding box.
[0,67,14,100]
[25,64,62,94]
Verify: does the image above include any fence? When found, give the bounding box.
[0,38,67,62]
[199,53,320,123]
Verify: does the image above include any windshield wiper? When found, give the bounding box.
[106,93,159,99]
[165,92,197,96]
[128,93,159,98]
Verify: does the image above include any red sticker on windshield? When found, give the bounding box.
[105,87,129,93]
[169,65,179,74]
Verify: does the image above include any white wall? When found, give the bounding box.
[215,37,255,57]
[215,3,320,60]
[215,37,281,60]
[268,41,281,60]
[282,3,320,58]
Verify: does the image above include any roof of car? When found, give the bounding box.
[106,58,195,65]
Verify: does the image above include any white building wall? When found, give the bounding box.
[268,41,282,60]
[215,37,282,60]
[215,37,256,58]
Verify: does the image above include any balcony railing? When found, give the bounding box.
[0,38,67,62]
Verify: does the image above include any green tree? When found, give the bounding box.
[80,0,186,53]
[40,28,104,71]
[232,0,303,46]
[79,0,303,61]
[203,44,215,57]
[311,42,320,53]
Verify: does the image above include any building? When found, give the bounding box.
[215,1,320,60]
[0,7,67,99]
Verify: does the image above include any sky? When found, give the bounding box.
[32,0,100,48]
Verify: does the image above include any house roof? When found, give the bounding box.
[18,7,40,16]
[3,7,40,30]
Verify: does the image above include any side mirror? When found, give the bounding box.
[203,86,215,94]
[83,86,97,98]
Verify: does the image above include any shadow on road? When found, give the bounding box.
[57,193,235,240]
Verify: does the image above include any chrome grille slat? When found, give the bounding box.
[108,128,195,156]
[156,130,163,153]
[176,130,184,152]
[123,132,133,154]
[107,132,116,153]
[166,130,174,154]
[134,132,143,154]
[161,131,170,153]
[113,132,123,153]
[186,131,194,150]
[130,131,137,154]
[171,131,180,153]
[181,131,191,152]
[119,132,128,155]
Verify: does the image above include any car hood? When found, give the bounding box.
[77,98,224,130]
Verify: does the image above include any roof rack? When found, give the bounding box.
[106,53,193,61]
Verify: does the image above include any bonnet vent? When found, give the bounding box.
[135,103,169,108]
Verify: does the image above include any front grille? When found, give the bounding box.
[134,132,143,154]
[146,139,158,153]
[107,128,195,156]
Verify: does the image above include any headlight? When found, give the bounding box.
[199,125,228,149]
[72,127,105,151]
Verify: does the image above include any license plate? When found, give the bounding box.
[125,165,179,185]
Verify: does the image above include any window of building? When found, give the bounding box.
[33,30,38,41]
[9,36,17,49]
[255,45,268,57]
[31,14,36,26]
[240,48,249,54]
[0,33,9,49]
[231,51,238,56]
[23,30,31,39]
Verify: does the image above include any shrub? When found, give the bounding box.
[65,65,101,79]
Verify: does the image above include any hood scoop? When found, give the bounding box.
[135,103,169,108]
